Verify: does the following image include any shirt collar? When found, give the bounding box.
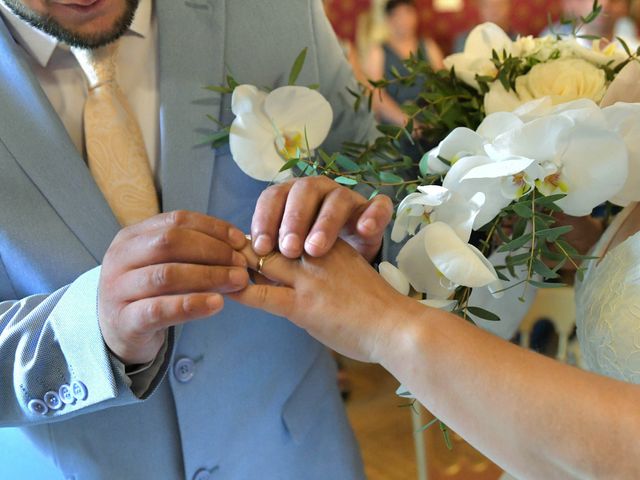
[0,0,152,68]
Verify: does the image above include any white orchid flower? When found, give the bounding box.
[396,222,501,299]
[229,85,333,182]
[603,102,640,206]
[442,155,514,229]
[443,22,514,89]
[487,106,628,215]
[391,185,485,243]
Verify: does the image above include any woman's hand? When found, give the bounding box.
[230,239,424,363]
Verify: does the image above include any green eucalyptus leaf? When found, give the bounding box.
[279,158,300,172]
[379,171,405,184]
[334,176,358,186]
[498,233,533,252]
[467,306,501,321]
[336,155,361,172]
[288,48,308,85]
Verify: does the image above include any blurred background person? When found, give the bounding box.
[453,0,518,52]
[611,0,640,49]
[364,0,445,129]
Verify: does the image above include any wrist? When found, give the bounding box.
[375,296,431,372]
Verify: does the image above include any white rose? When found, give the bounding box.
[517,58,607,104]
[484,58,607,114]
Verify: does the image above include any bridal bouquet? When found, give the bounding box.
[210,3,640,325]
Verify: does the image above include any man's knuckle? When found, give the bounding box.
[151,265,173,289]
[167,210,189,227]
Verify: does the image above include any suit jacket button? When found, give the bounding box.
[43,391,63,410]
[71,381,88,401]
[59,384,76,404]
[174,357,196,383]
[27,399,48,416]
[192,468,211,480]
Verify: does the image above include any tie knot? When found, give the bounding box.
[71,41,119,90]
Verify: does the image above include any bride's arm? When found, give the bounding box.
[231,240,640,479]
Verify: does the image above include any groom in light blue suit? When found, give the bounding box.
[0,0,392,478]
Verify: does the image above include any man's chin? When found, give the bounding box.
[3,0,139,49]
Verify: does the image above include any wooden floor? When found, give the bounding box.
[343,358,504,480]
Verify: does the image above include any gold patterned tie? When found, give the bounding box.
[72,41,160,226]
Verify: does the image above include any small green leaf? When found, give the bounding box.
[512,203,533,218]
[466,306,501,322]
[288,48,308,85]
[497,233,533,253]
[419,153,431,177]
[536,225,573,242]
[532,259,560,279]
[334,176,358,186]
[335,155,360,172]
[379,171,404,184]
[279,158,299,172]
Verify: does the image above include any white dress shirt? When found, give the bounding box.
[0,0,160,177]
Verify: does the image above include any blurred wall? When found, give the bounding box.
[326,0,562,53]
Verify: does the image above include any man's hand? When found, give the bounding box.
[98,211,249,365]
[250,176,393,262]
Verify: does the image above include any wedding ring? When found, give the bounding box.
[257,252,277,275]
[244,234,252,242]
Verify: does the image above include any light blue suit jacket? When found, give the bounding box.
[0,1,375,478]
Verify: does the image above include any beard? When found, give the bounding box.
[2,0,139,49]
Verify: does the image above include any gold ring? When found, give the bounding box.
[257,252,277,275]
[244,234,252,242]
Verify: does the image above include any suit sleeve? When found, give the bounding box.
[309,0,378,150]
[0,266,172,427]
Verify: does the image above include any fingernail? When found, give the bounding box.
[207,294,223,311]
[228,228,246,247]
[360,218,377,233]
[254,234,271,254]
[306,232,327,250]
[232,251,247,267]
[230,268,248,287]
[281,233,300,254]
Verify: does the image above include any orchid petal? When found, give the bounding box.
[462,157,536,180]
[264,86,333,149]
[231,85,265,116]
[443,156,511,228]
[438,127,486,163]
[431,191,485,242]
[425,147,450,174]
[397,229,456,298]
[556,126,628,215]
[491,114,573,162]
[424,222,498,288]
[604,102,640,205]
[230,108,290,182]
[379,262,411,295]
[477,111,524,140]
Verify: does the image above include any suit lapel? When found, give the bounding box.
[0,20,119,262]
[156,0,226,214]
